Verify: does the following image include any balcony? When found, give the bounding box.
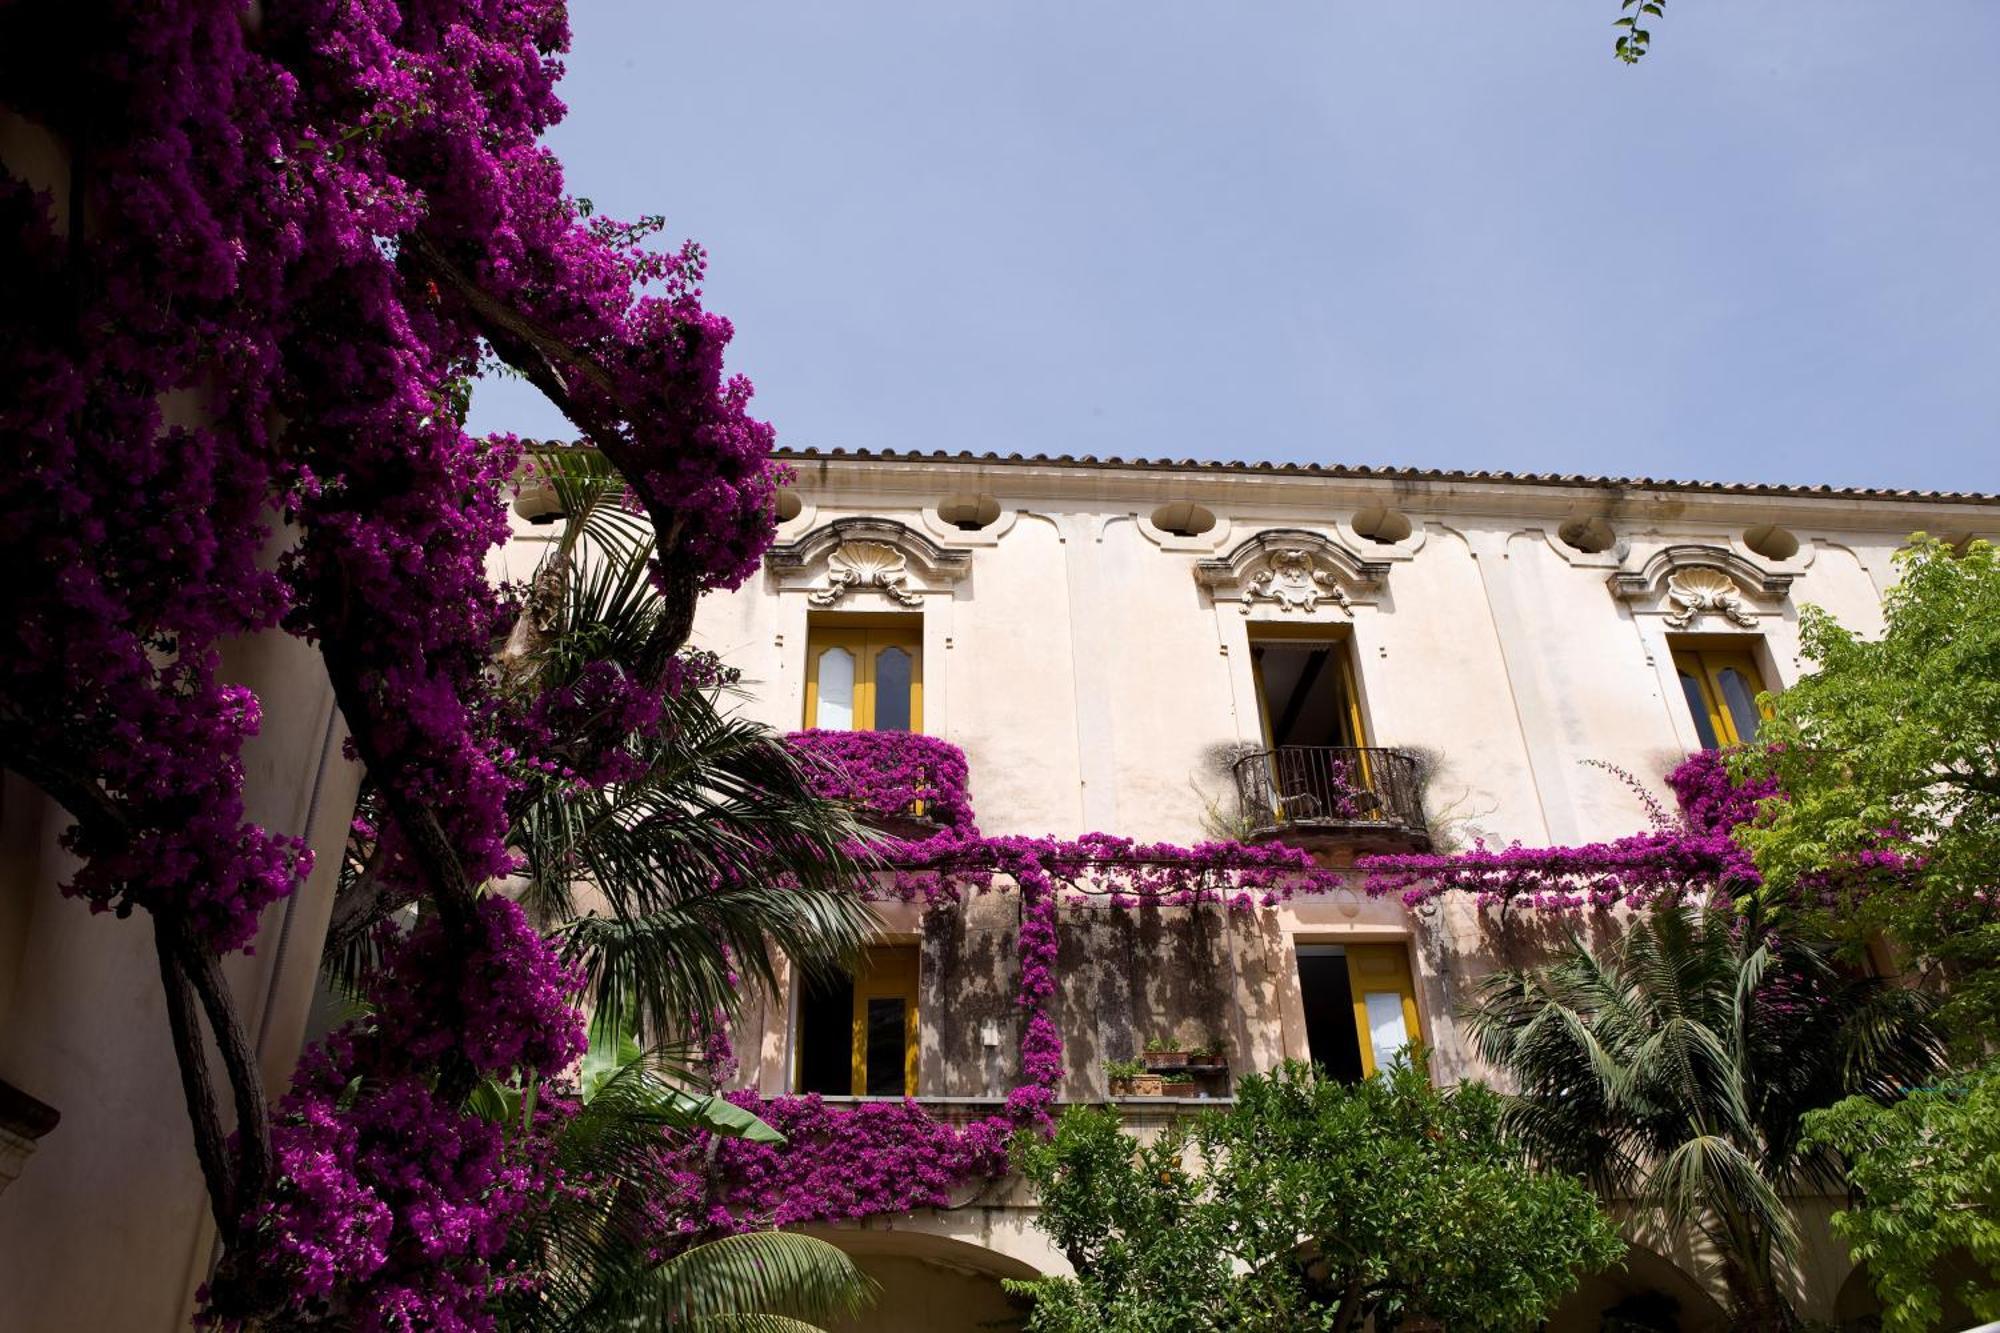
[1231,745,1431,855]
[786,729,976,840]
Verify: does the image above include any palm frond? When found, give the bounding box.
[632,1232,876,1327]
[1647,1132,1797,1261]
[683,1316,843,1333]
[1465,898,1945,1324]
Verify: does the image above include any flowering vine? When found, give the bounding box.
[786,728,975,833]
[647,740,1810,1241]
[1,2,781,1324]
[1359,750,1774,912]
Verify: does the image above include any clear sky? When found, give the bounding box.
[467,2,2000,493]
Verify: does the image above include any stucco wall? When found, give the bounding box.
[647,454,1999,1326]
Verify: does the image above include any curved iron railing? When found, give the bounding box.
[1230,746,1428,843]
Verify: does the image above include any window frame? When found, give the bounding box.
[1294,940,1425,1080]
[849,944,920,1097]
[1247,627,1370,751]
[1670,640,1772,748]
[803,616,923,732]
[791,942,920,1097]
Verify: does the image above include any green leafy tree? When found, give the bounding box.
[1467,903,1942,1331]
[1803,1059,2000,1333]
[1008,1058,1623,1332]
[1737,536,2000,1050]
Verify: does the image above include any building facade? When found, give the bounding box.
[506,449,1998,1330]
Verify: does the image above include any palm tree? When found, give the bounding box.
[1465,902,1941,1330]
[332,446,879,1029]
[327,446,884,1327]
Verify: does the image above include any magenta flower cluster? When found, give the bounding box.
[246,1047,562,1332]
[708,1096,1012,1229]
[786,729,977,833]
[238,901,588,1332]
[368,896,589,1078]
[1358,750,1775,912]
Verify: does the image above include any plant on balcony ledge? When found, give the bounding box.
[786,729,977,835]
[1104,1059,1148,1097]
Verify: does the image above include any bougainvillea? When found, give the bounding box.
[244,1050,566,1331]
[655,739,1813,1244]
[710,1096,1013,1228]
[1,2,780,1324]
[787,728,977,833]
[368,896,589,1078]
[1359,750,1774,912]
[640,731,1372,1233]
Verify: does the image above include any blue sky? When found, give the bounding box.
[468,2,2000,493]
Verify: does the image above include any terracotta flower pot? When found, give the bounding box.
[1131,1073,1165,1097]
[1146,1049,1189,1070]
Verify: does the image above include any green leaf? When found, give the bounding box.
[639,1231,876,1325]
[580,994,646,1105]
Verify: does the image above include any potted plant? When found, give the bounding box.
[1187,1039,1228,1072]
[1105,1057,1146,1097]
[1143,1035,1189,1070]
[1159,1070,1197,1095]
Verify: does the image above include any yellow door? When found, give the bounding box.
[1671,647,1770,748]
[850,945,919,1096]
[804,624,923,732]
[1346,944,1423,1077]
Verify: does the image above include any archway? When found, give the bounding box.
[1833,1261,1884,1329]
[1545,1243,1729,1332]
[808,1227,1041,1333]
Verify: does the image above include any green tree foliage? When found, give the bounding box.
[1737,536,2000,1049]
[1613,0,1666,64]
[1007,1058,1623,1332]
[1803,1060,2000,1333]
[1467,903,1942,1331]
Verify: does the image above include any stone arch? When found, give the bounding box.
[805,1221,1048,1333]
[1832,1262,1883,1327]
[1544,1242,1730,1332]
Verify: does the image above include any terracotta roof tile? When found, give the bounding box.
[771,446,2000,506]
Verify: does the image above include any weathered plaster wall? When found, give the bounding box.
[647,454,1999,1327]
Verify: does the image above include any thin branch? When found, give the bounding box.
[325,832,409,959]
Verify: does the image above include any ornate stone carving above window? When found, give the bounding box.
[765,517,973,606]
[1660,567,1756,629]
[812,541,920,607]
[1194,529,1389,617]
[1607,545,1792,626]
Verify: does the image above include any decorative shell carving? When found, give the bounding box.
[1663,567,1756,629]
[1246,548,1349,615]
[810,540,922,607]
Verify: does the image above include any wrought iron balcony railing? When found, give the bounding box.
[1230,745,1430,849]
